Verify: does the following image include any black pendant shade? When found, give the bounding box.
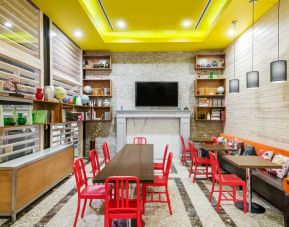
[247,71,259,88]
[270,60,287,83]
[229,79,239,93]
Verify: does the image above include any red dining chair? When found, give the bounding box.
[188,141,211,182]
[104,176,142,227]
[208,152,247,213]
[102,142,111,166]
[180,135,191,165]
[89,149,101,178]
[73,158,106,227]
[153,144,169,174]
[142,152,173,215]
[133,137,147,145]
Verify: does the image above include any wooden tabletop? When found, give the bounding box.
[93,144,154,183]
[202,144,237,152]
[191,137,213,142]
[223,155,282,169]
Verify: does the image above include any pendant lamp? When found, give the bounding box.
[247,0,259,89]
[271,0,287,83]
[229,20,239,93]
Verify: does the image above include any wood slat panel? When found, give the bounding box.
[224,0,289,151]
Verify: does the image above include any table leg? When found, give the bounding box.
[235,168,266,214]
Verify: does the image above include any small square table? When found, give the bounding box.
[191,137,213,143]
[223,155,282,213]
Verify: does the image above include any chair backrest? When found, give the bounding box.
[73,158,88,194]
[133,137,147,144]
[105,176,141,214]
[89,149,100,178]
[102,142,110,165]
[209,151,221,182]
[164,152,173,178]
[180,135,186,152]
[188,140,198,159]
[162,144,169,166]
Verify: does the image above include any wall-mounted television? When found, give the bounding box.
[135,82,178,107]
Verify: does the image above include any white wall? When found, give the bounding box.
[224,1,289,150]
[126,118,180,159]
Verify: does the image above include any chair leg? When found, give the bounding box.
[89,199,92,207]
[209,181,215,202]
[137,213,143,227]
[142,185,146,214]
[165,185,172,215]
[206,165,208,179]
[73,198,81,227]
[243,185,247,213]
[233,186,236,204]
[189,161,193,177]
[193,164,197,183]
[216,185,222,212]
[81,199,87,218]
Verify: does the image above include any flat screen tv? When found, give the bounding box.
[135,82,178,107]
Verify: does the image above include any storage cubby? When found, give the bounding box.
[83,55,111,72]
[195,53,225,70]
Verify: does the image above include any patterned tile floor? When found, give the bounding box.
[0,160,284,227]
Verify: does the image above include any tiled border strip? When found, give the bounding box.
[174,178,203,227]
[184,162,237,227]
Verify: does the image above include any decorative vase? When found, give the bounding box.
[212,60,218,67]
[26,107,33,125]
[17,113,27,125]
[76,96,82,105]
[4,118,11,126]
[217,86,225,95]
[44,86,54,101]
[105,61,110,68]
[35,88,44,100]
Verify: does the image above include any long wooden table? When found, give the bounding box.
[223,155,281,214]
[202,144,237,152]
[93,144,154,183]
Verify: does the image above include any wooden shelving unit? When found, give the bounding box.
[194,54,226,122]
[82,55,112,73]
[82,79,112,121]
[195,53,225,70]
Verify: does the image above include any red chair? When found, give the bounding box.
[133,137,147,144]
[89,149,101,178]
[73,158,106,227]
[104,176,142,227]
[209,152,247,213]
[153,144,169,174]
[102,142,111,166]
[188,141,211,183]
[142,152,173,215]
[180,135,191,165]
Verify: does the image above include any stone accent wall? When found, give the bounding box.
[84,52,224,156]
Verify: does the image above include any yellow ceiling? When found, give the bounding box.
[32,0,278,52]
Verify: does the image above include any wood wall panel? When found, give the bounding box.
[224,0,289,150]
[0,170,12,213]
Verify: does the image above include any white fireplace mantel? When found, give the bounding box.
[116,110,191,155]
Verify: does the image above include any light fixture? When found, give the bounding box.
[74,30,83,38]
[271,0,287,83]
[229,20,240,93]
[227,29,234,37]
[4,21,12,28]
[182,19,192,28]
[247,0,259,89]
[116,20,126,29]
[50,31,56,37]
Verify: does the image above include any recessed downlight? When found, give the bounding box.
[116,20,126,29]
[4,21,12,28]
[227,29,234,37]
[182,19,193,28]
[74,30,83,38]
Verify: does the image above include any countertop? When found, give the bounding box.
[0,144,73,170]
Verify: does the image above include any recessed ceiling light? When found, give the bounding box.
[50,31,56,37]
[228,29,234,37]
[4,21,12,28]
[74,30,83,38]
[116,20,126,29]
[182,19,192,28]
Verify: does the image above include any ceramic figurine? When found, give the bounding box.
[35,88,44,100]
[212,60,217,67]
[105,61,110,68]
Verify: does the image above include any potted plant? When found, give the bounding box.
[89,122,102,150]
[4,78,24,97]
